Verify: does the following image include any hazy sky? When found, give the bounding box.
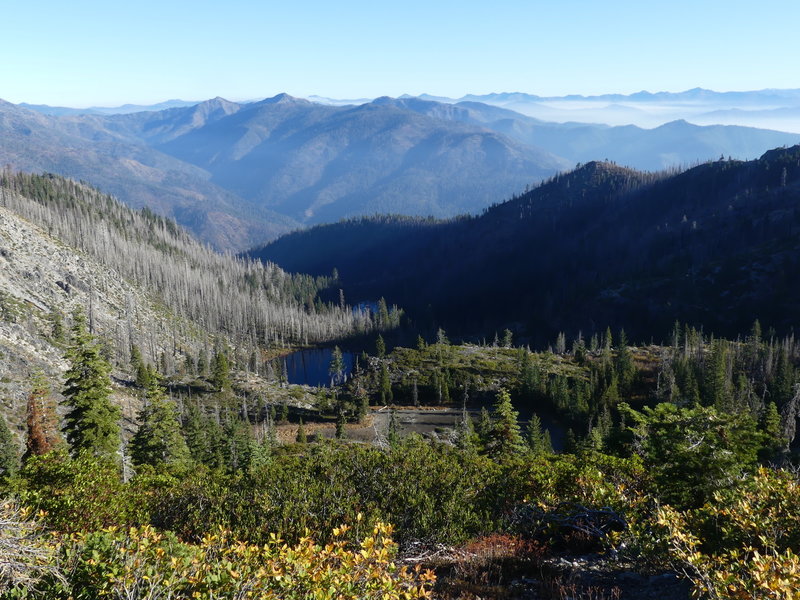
[2,0,798,107]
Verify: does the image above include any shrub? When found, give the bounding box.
[657,468,800,599]
[47,520,435,600]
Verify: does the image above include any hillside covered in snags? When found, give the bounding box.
[252,145,800,343]
[0,171,384,430]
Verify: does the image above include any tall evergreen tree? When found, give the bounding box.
[222,416,253,473]
[476,406,492,449]
[296,419,307,444]
[526,413,552,455]
[211,347,232,392]
[129,373,189,467]
[62,311,121,458]
[615,329,635,390]
[329,345,345,385]
[488,388,526,459]
[387,409,401,447]
[453,405,478,452]
[182,401,208,464]
[706,339,732,409]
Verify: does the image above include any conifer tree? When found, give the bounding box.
[24,372,63,460]
[526,413,552,455]
[564,428,579,454]
[211,347,232,392]
[296,419,307,444]
[222,416,253,473]
[335,410,346,439]
[615,329,635,390]
[760,401,785,460]
[130,373,189,467]
[278,402,289,423]
[62,311,121,458]
[182,401,208,463]
[375,335,386,359]
[476,406,492,449]
[379,363,393,404]
[352,382,370,423]
[47,309,65,343]
[488,388,526,459]
[329,345,345,385]
[453,405,479,452]
[387,409,400,447]
[0,414,19,480]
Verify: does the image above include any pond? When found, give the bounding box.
[282,347,355,387]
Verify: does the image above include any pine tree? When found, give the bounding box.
[24,372,63,460]
[379,363,393,404]
[0,414,19,480]
[222,416,253,473]
[387,409,400,447]
[335,410,346,439]
[706,339,732,409]
[526,413,552,455]
[278,402,289,424]
[62,311,121,458]
[130,345,144,379]
[353,383,370,423]
[760,401,785,461]
[615,329,635,390]
[476,406,492,449]
[488,388,526,459]
[453,405,478,452]
[329,345,345,384]
[296,419,307,444]
[47,309,65,343]
[564,428,579,454]
[375,335,386,359]
[129,373,190,467]
[211,347,232,392]
[182,401,208,463]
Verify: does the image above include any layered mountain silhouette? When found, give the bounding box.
[4,93,800,250]
[251,145,800,344]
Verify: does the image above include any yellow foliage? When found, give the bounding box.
[657,469,800,600]
[65,521,435,600]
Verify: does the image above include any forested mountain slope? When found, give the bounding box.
[252,145,800,343]
[147,94,566,223]
[0,100,297,250]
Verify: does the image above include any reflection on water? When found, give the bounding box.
[283,347,355,387]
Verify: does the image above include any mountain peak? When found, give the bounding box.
[260,93,308,105]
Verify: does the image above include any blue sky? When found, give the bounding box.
[2,0,798,107]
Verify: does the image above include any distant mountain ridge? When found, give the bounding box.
[1,94,569,242]
[3,91,800,250]
[251,145,800,343]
